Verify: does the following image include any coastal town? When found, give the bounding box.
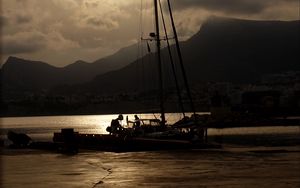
[2,71,300,117]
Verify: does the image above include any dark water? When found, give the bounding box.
[1,148,300,188]
[1,114,299,142]
[1,115,300,188]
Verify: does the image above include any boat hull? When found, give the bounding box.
[52,132,219,152]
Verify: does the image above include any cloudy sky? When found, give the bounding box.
[1,0,299,67]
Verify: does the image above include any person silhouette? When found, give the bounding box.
[109,114,123,135]
[134,115,140,128]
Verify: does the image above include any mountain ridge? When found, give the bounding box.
[1,42,141,92]
[83,17,299,94]
[2,17,299,97]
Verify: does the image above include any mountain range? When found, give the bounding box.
[1,17,299,97]
[1,43,140,93]
[85,17,300,94]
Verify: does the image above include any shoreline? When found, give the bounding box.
[1,144,300,155]
[1,113,300,129]
[1,132,299,155]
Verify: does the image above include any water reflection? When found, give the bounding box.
[1,113,299,142]
[1,115,300,187]
[209,126,300,135]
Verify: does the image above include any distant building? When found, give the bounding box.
[241,90,281,115]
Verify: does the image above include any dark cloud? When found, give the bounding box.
[86,17,106,26]
[2,41,45,55]
[170,0,284,14]
[85,2,99,8]
[0,14,32,26]
[86,17,118,30]
[0,16,9,26]
[15,14,32,24]
[2,33,46,55]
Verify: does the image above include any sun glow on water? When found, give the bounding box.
[1,114,299,142]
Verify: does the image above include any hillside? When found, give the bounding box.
[1,43,141,95]
[85,17,300,94]
[2,17,299,97]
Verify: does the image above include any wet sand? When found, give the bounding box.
[1,145,300,188]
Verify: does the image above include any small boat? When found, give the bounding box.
[52,127,218,152]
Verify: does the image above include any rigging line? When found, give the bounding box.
[139,0,148,94]
[145,0,153,93]
[154,0,166,126]
[167,0,196,117]
[151,53,157,92]
[139,0,144,93]
[140,0,143,38]
[136,0,141,92]
[159,0,186,117]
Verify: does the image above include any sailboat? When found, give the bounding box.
[52,0,217,152]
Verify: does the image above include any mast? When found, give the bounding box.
[154,0,166,126]
[158,0,186,117]
[167,0,196,117]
